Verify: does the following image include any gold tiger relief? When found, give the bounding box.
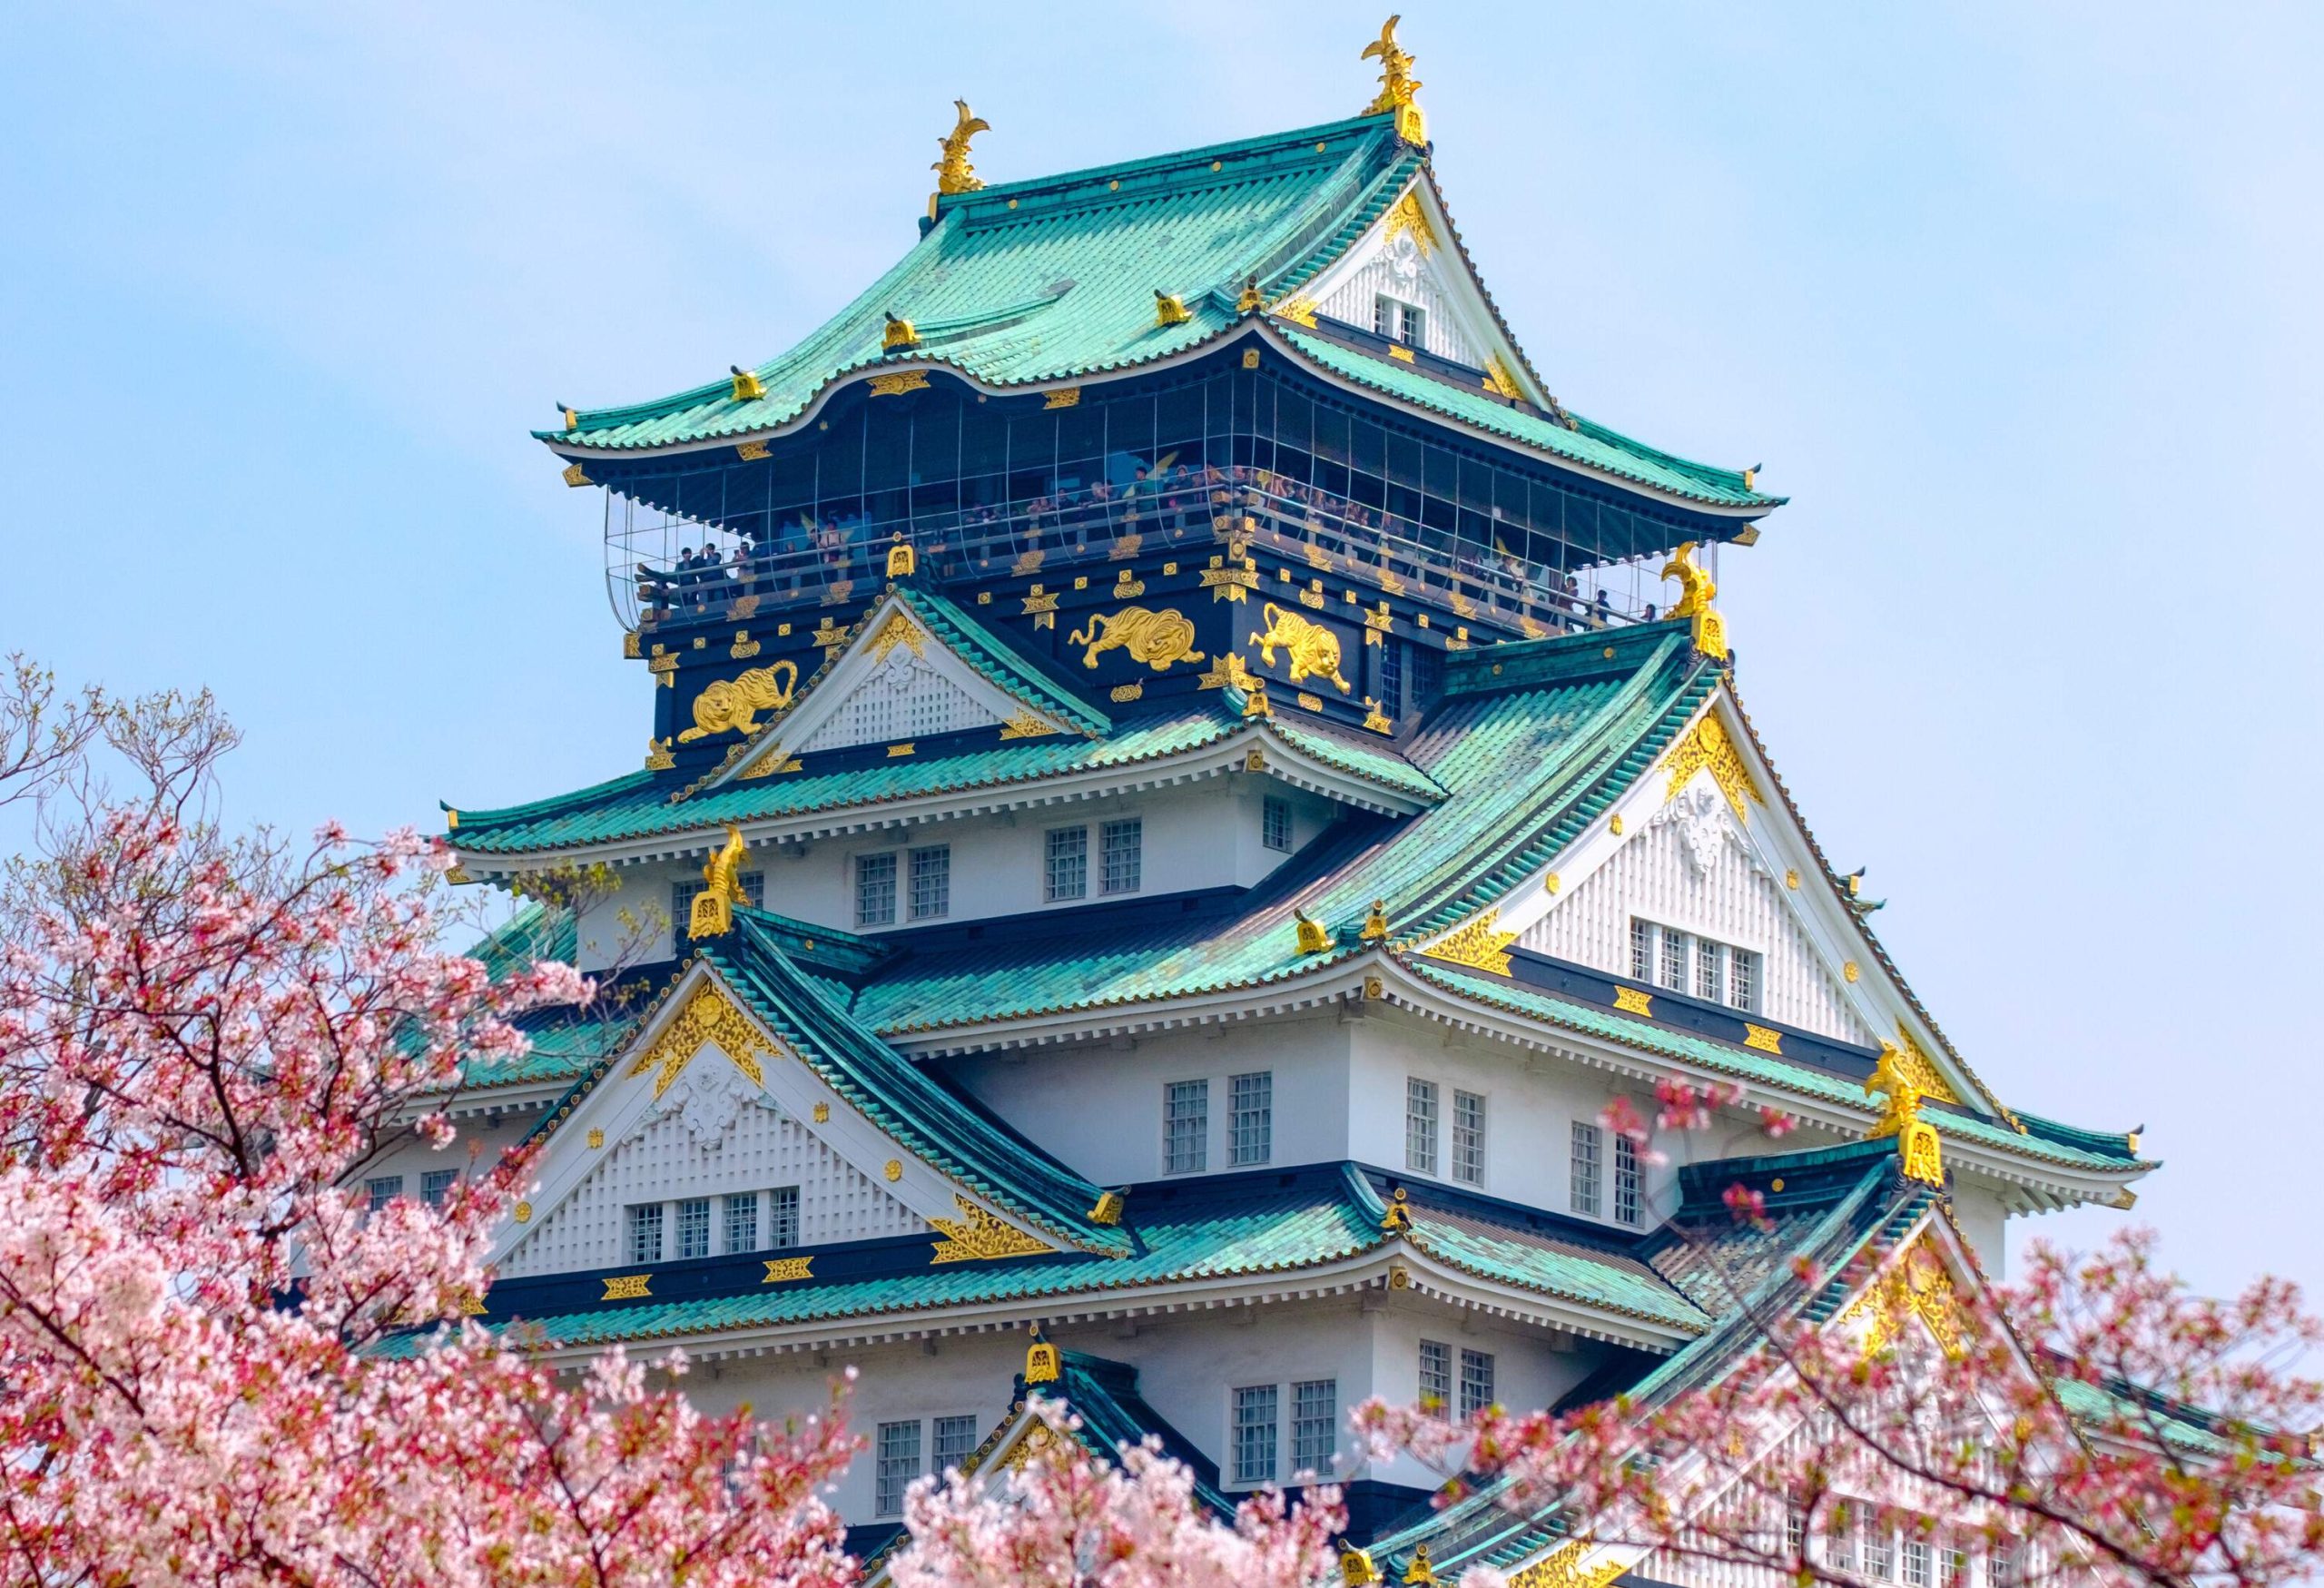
[1067,607,1205,671]
[676,659,801,741]
[1249,602,1350,692]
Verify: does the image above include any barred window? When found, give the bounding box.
[1263,796,1294,853]
[724,1191,759,1255]
[1405,1078,1439,1175]
[676,1197,712,1259]
[769,1185,800,1249]
[1411,645,1443,713]
[626,1202,665,1265]
[1165,1080,1208,1174]
[1731,947,1759,1012]
[1614,1134,1641,1226]
[909,844,950,920]
[420,1168,458,1208]
[1291,1378,1337,1475]
[1229,1071,1273,1167]
[1696,937,1724,1003]
[1232,1385,1278,1484]
[1045,825,1088,902]
[1904,1539,1930,1588]
[1866,1525,1895,1581]
[673,871,763,953]
[1101,818,1143,894]
[1827,1518,1856,1574]
[1452,1090,1485,1185]
[1942,1549,1968,1588]
[1784,1507,1806,1560]
[1630,918,1653,981]
[1379,639,1405,718]
[1458,1347,1495,1417]
[875,1420,921,1516]
[365,1175,403,1212]
[1373,294,1397,337]
[1659,925,1689,991]
[1988,1546,2023,1588]
[1571,1120,1602,1216]
[1401,303,1427,347]
[855,852,897,926]
[1418,1339,1452,1408]
[933,1414,980,1474]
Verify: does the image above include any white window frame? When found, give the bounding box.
[1262,795,1294,853]
[1230,1384,1279,1485]
[1164,1079,1208,1175]
[1451,1089,1485,1186]
[625,1201,665,1265]
[932,1413,981,1475]
[1458,1346,1495,1417]
[1228,1070,1272,1168]
[908,843,950,920]
[1100,817,1143,895]
[675,1196,712,1260]
[1045,824,1088,902]
[874,1419,922,1517]
[1571,1119,1602,1217]
[854,851,897,927]
[1290,1377,1337,1476]
[1613,1133,1641,1227]
[1418,1338,1452,1408]
[1405,1078,1439,1176]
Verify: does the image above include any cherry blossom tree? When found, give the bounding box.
[1359,1080,2324,1588]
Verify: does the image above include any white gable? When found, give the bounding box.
[1288,180,1542,400]
[1523,780,1874,1046]
[720,596,1074,784]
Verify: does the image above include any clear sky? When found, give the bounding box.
[5,5,2317,1306]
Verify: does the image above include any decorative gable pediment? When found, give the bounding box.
[716,596,1078,786]
[1282,180,1541,402]
[494,965,1059,1274]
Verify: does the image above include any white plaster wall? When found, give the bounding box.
[571,778,1332,972]
[1946,1180,2009,1279]
[500,1100,920,1277]
[352,1112,538,1209]
[1521,799,1873,1045]
[1359,1296,1609,1492]
[942,1013,1355,1187]
[1315,245,1482,366]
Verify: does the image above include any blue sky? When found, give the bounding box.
[5,5,2318,1305]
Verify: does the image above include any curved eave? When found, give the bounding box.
[543,323,1778,521]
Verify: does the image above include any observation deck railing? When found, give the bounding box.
[612,471,1679,641]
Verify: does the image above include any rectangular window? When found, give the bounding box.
[1866,1526,1895,1581]
[1262,795,1294,853]
[1373,294,1396,337]
[1291,1378,1337,1475]
[626,1202,665,1266]
[1229,1071,1273,1167]
[1458,1347,1495,1417]
[1452,1090,1485,1186]
[1730,947,1758,1012]
[365,1175,403,1212]
[1418,1339,1452,1408]
[1232,1385,1278,1484]
[1379,639,1405,718]
[875,1420,922,1517]
[1784,1507,1806,1560]
[420,1168,458,1208]
[676,1197,712,1260]
[909,844,950,920]
[1165,1080,1208,1174]
[1401,303,1427,348]
[1613,1134,1641,1227]
[674,872,763,952]
[933,1414,980,1474]
[1696,938,1724,1003]
[1411,644,1443,713]
[1405,1078,1439,1175]
[1904,1540,1930,1588]
[1571,1120,1602,1216]
[1659,925,1689,991]
[1942,1549,1967,1588]
[1827,1520,1856,1575]
[855,852,897,927]
[1630,918,1653,981]
[1045,825,1088,902]
[1988,1547,2022,1588]
[724,1191,760,1255]
[1101,818,1143,894]
[769,1186,800,1249]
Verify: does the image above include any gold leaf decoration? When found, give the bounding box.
[624,980,774,1100]
[762,1257,813,1284]
[602,1274,652,1301]
[1067,606,1205,671]
[1423,908,1519,976]
[1660,713,1763,823]
[928,1194,1055,1264]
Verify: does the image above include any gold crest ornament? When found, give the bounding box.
[1659,540,1728,660]
[687,826,751,940]
[1361,15,1426,145]
[676,659,800,742]
[1865,1041,1945,1186]
[1249,602,1352,692]
[886,533,917,577]
[1024,1327,1061,1385]
[1067,606,1206,671]
[931,99,990,197]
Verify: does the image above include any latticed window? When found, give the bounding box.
[676,1198,711,1259]
[1232,1385,1277,1484]
[1452,1090,1485,1185]
[1412,645,1443,713]
[1291,1378,1337,1475]
[1373,294,1396,337]
[1165,1080,1207,1174]
[365,1175,403,1212]
[769,1186,800,1249]
[1904,1540,1930,1588]
[1696,937,1724,1002]
[673,871,763,953]
[1942,1548,1968,1588]
[1827,1516,1856,1574]
[1630,918,1653,980]
[1731,947,1759,1011]
[724,1191,759,1254]
[1405,1078,1439,1175]
[1458,1348,1495,1416]
[1784,1507,1806,1560]
[1866,1525,1895,1581]
[1229,1071,1272,1167]
[1045,825,1088,902]
[1101,818,1142,894]
[1418,1339,1452,1407]
[1614,1134,1641,1226]
[1571,1120,1602,1216]
[875,1420,921,1516]
[933,1415,980,1474]
[1263,796,1293,853]
[909,844,950,920]
[855,853,897,926]
[421,1169,457,1208]
[1659,925,1689,991]
[626,1202,664,1265]
[1379,639,1405,718]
